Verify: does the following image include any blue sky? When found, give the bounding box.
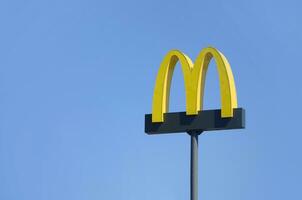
[1,0,302,199]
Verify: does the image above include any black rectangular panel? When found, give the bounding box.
[145,108,245,134]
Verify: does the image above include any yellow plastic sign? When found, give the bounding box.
[152,47,238,122]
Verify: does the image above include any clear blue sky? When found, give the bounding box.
[0,0,301,199]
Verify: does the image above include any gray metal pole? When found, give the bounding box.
[190,132,199,200]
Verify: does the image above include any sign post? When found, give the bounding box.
[145,47,245,200]
[189,131,201,200]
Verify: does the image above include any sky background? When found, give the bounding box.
[0,0,302,199]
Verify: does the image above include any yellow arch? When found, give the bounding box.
[152,47,238,122]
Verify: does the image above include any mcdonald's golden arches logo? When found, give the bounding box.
[152,47,238,122]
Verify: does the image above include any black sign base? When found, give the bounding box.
[145,108,245,134]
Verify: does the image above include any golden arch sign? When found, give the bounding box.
[152,47,237,122]
[144,47,245,200]
[145,46,244,134]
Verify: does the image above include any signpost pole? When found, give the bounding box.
[189,131,202,200]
